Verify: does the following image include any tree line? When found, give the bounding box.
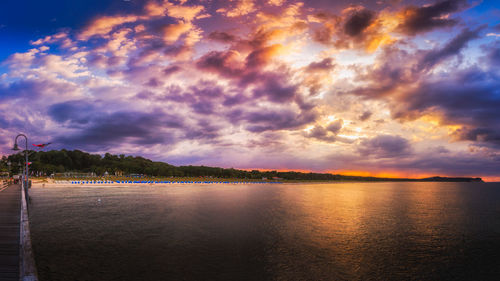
[0,149,482,182]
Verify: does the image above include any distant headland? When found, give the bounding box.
[1,149,483,182]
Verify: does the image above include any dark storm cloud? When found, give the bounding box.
[55,110,184,148]
[451,127,500,145]
[343,9,375,37]
[393,67,500,147]
[398,0,467,35]
[358,135,412,158]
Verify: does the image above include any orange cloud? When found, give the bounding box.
[163,21,193,43]
[217,0,256,18]
[246,44,284,67]
[145,1,165,17]
[78,15,138,40]
[268,0,286,7]
[145,0,204,20]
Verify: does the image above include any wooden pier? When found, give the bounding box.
[0,184,20,281]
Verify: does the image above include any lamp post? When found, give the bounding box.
[12,134,29,191]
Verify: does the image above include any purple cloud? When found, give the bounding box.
[358,135,413,159]
[398,0,467,35]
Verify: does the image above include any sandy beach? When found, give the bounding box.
[30,178,278,188]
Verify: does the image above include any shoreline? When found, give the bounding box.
[30,179,488,188]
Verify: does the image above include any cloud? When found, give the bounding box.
[196,50,243,78]
[392,67,500,148]
[358,135,412,158]
[451,127,500,146]
[306,125,337,142]
[163,65,182,76]
[327,119,343,134]
[268,0,286,6]
[348,27,483,99]
[343,9,375,37]
[252,75,297,103]
[145,0,204,20]
[40,54,90,78]
[208,31,237,42]
[54,109,184,149]
[397,0,466,35]
[0,79,77,101]
[163,21,193,43]
[482,42,500,68]
[419,27,483,70]
[30,32,72,48]
[245,44,284,68]
[368,151,500,178]
[217,0,256,18]
[1,0,499,180]
[359,111,372,121]
[305,119,343,143]
[310,5,394,52]
[78,15,138,40]
[48,101,95,125]
[231,108,317,133]
[305,58,335,72]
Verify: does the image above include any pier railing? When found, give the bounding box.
[20,182,38,281]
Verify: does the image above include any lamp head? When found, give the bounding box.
[12,143,20,151]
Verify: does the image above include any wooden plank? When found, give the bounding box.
[0,185,20,281]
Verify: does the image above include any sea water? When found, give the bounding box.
[29,182,500,281]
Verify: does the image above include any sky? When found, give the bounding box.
[1,0,500,181]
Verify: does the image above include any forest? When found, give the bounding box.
[0,150,483,182]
